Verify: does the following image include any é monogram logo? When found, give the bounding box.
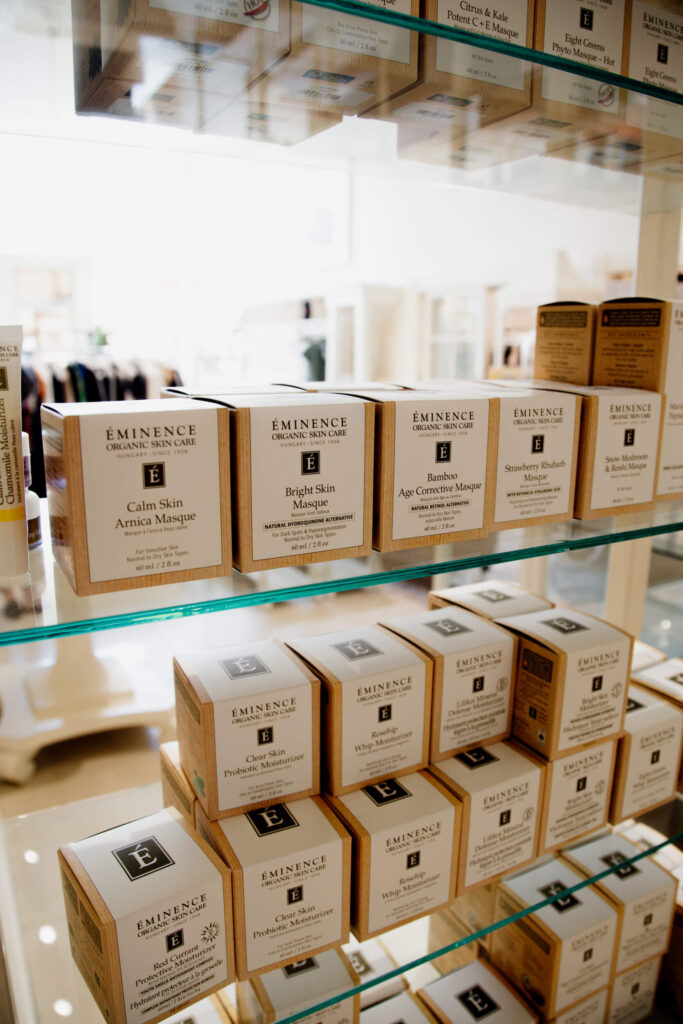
[246,804,299,837]
[333,638,381,661]
[112,836,175,880]
[301,451,320,475]
[142,462,165,488]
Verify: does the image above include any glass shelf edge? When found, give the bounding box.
[300,0,683,107]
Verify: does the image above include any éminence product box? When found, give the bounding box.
[196,796,351,979]
[380,608,517,761]
[160,740,198,828]
[287,624,432,795]
[626,2,683,94]
[418,959,538,1024]
[202,392,373,572]
[429,579,554,619]
[534,302,597,385]
[429,741,544,893]
[606,954,662,1024]
[543,988,608,1024]
[538,739,617,854]
[491,857,618,1019]
[41,399,232,595]
[501,607,632,759]
[58,808,234,1024]
[174,639,320,820]
[362,991,440,1024]
[631,640,667,675]
[326,772,461,941]
[343,937,408,1008]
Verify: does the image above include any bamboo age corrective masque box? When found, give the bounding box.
[325,771,461,941]
[196,796,351,979]
[429,579,554,619]
[490,857,618,1019]
[174,639,320,820]
[40,398,231,595]
[418,959,539,1024]
[58,808,234,1024]
[200,392,373,572]
[428,740,545,893]
[534,302,597,385]
[501,607,632,759]
[286,624,432,795]
[380,608,517,761]
[537,738,617,854]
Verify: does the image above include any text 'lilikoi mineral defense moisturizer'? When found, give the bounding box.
[0,325,28,577]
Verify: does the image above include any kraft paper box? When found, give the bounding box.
[501,607,632,760]
[427,906,479,974]
[609,685,683,823]
[429,579,554,620]
[203,98,342,146]
[196,796,351,979]
[593,299,683,500]
[380,608,517,761]
[630,640,667,675]
[491,857,618,1019]
[362,992,441,1024]
[41,399,232,595]
[202,392,373,572]
[625,2,683,95]
[534,302,597,385]
[325,772,461,941]
[174,639,320,821]
[452,882,496,936]
[607,955,662,1024]
[333,389,494,551]
[365,0,534,143]
[286,624,432,796]
[80,77,231,129]
[343,937,408,1008]
[538,739,617,855]
[418,959,538,1024]
[429,741,545,893]
[231,947,359,1024]
[160,740,197,828]
[560,833,676,975]
[58,808,235,1024]
[161,385,307,399]
[631,656,683,709]
[543,987,608,1024]
[164,997,233,1024]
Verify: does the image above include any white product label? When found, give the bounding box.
[559,643,628,750]
[423,960,535,1023]
[435,0,528,91]
[544,744,612,849]
[78,408,223,583]
[658,303,683,495]
[260,949,355,1024]
[392,97,477,129]
[622,704,682,815]
[249,402,366,561]
[302,0,412,64]
[278,73,374,109]
[554,988,608,1024]
[494,395,575,523]
[367,807,454,933]
[589,393,661,511]
[615,879,674,971]
[541,67,619,114]
[540,0,625,112]
[629,2,683,93]
[391,398,488,541]
[607,957,659,1024]
[439,642,514,754]
[151,0,280,33]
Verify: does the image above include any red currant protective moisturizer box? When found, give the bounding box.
[174,639,320,820]
[418,959,538,1024]
[41,398,231,595]
[57,808,234,1024]
[286,625,432,795]
[196,796,351,979]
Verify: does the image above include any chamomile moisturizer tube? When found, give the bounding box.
[0,326,28,577]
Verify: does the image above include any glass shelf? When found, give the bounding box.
[2,500,683,647]
[1,783,680,1024]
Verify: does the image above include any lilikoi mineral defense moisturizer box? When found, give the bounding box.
[41,399,231,595]
[560,833,676,974]
[380,608,517,761]
[501,608,632,759]
[538,739,617,854]
[206,393,373,572]
[429,741,544,893]
[174,639,320,820]
[325,772,460,941]
[286,625,431,796]
[418,959,538,1024]
[491,858,618,1019]
[609,685,683,823]
[534,302,597,385]
[58,808,234,1024]
[197,796,351,979]
[429,579,554,619]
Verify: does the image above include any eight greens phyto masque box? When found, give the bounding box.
[501,607,632,759]
[417,959,538,1024]
[537,739,617,855]
[429,579,554,619]
[429,741,545,893]
[204,392,373,572]
[380,608,517,761]
[325,772,461,941]
[196,796,351,979]
[286,625,432,795]
[41,398,232,595]
[173,639,320,820]
[58,808,234,1024]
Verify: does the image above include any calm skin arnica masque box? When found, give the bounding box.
[174,639,320,820]
[380,608,517,761]
[428,579,554,620]
[41,398,231,595]
[58,808,234,1024]
[196,796,351,979]
[325,772,461,941]
[287,624,432,796]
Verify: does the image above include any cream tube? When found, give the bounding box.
[0,326,28,577]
